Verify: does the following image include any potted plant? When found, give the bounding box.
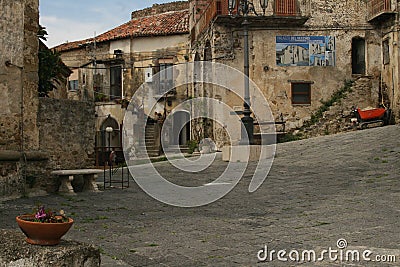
[16,205,74,245]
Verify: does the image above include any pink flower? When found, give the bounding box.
[35,206,47,221]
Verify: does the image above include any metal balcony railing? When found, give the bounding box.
[190,0,310,42]
[274,0,299,16]
[196,1,220,39]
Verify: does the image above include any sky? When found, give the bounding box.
[39,0,176,48]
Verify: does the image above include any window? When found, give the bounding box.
[110,66,122,99]
[291,82,311,104]
[383,39,390,65]
[68,69,79,91]
[158,63,173,94]
[93,73,103,92]
[68,80,78,91]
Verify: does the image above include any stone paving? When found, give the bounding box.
[1,125,400,266]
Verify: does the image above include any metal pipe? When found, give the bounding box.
[229,0,268,145]
[108,131,112,187]
[240,18,254,145]
[243,19,250,108]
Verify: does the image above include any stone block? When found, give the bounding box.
[0,230,100,267]
[222,145,275,162]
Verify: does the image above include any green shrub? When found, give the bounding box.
[303,79,354,128]
[186,140,198,154]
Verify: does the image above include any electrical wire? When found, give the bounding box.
[63,58,227,70]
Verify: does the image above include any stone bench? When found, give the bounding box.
[51,169,103,194]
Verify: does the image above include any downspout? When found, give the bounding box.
[380,26,386,107]
[121,65,124,100]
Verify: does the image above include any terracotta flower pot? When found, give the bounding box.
[16,215,74,245]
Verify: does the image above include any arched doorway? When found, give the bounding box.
[100,116,120,148]
[171,111,190,146]
[352,37,366,75]
[96,115,121,166]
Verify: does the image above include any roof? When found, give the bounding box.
[55,9,189,52]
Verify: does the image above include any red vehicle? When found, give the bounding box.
[351,106,392,129]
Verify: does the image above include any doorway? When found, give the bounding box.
[352,37,366,75]
[171,111,190,146]
[96,116,121,166]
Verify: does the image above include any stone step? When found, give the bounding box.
[164,145,189,154]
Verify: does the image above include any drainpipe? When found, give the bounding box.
[121,65,124,100]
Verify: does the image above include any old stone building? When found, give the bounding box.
[189,0,400,145]
[376,0,400,122]
[38,40,72,99]
[55,1,190,162]
[1,0,96,198]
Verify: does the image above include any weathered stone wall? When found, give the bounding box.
[38,98,96,172]
[0,154,49,199]
[0,162,22,198]
[22,0,40,150]
[381,22,400,123]
[206,26,382,131]
[1,99,96,197]
[297,77,379,138]
[131,1,189,19]
[130,42,190,120]
[0,0,97,198]
[193,0,384,140]
[0,0,39,151]
[59,42,110,101]
[249,28,380,129]
[306,0,369,27]
[0,0,24,150]
[0,0,40,198]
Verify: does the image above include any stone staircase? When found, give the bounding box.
[137,120,190,158]
[144,121,161,157]
[163,145,190,154]
[296,76,380,138]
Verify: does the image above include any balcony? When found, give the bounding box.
[367,0,396,22]
[191,0,310,43]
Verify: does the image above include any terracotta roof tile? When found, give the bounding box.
[55,9,189,52]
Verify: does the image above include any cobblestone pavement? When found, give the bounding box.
[1,125,400,266]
